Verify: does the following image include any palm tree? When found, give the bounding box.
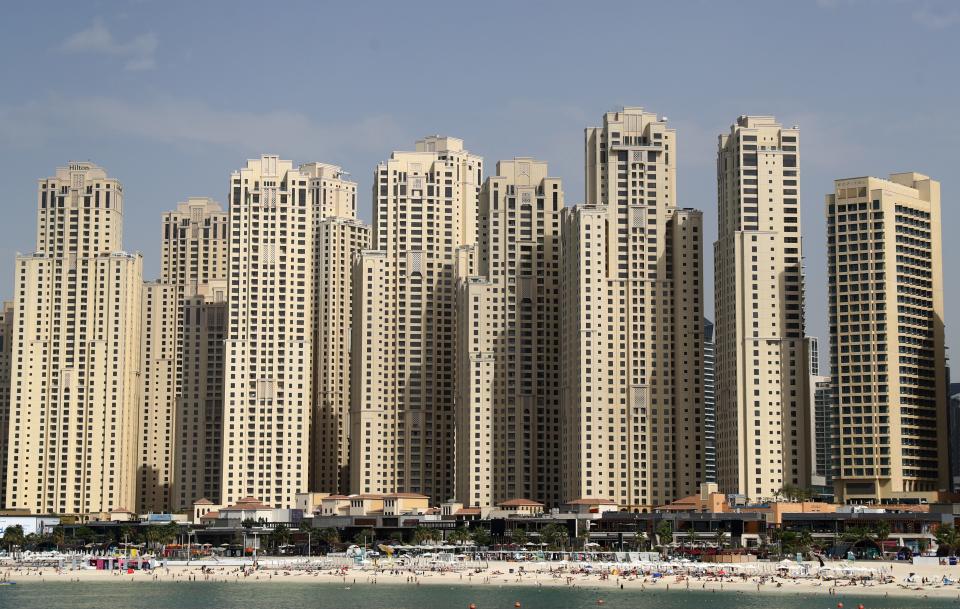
[873,521,891,549]
[538,524,565,550]
[655,521,673,549]
[935,524,960,556]
[2,525,24,557]
[52,526,65,551]
[842,525,881,559]
[714,526,728,551]
[448,527,472,546]
[412,525,439,545]
[317,527,341,548]
[353,527,376,547]
[509,527,529,548]
[270,524,291,552]
[119,524,135,544]
[470,527,492,548]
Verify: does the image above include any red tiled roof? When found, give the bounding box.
[222,497,272,510]
[656,494,700,511]
[324,495,351,500]
[498,498,544,507]
[193,498,214,505]
[200,511,220,520]
[456,508,481,515]
[566,497,618,506]
[384,492,429,499]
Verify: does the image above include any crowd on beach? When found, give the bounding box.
[5,557,960,599]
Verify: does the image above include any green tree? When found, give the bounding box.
[714,525,728,550]
[470,527,492,548]
[509,527,529,547]
[935,524,960,556]
[2,525,25,553]
[448,527,472,546]
[778,484,813,502]
[577,528,591,550]
[298,524,315,554]
[412,526,439,545]
[269,524,291,551]
[52,526,66,551]
[353,527,376,546]
[655,521,673,548]
[317,527,341,547]
[538,524,566,550]
[873,521,891,546]
[241,518,258,530]
[388,531,404,544]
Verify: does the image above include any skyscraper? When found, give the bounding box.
[803,336,835,493]
[827,172,947,502]
[176,281,227,508]
[307,163,369,494]
[352,137,482,499]
[139,198,228,512]
[950,380,960,491]
[222,156,313,508]
[811,376,835,491]
[6,162,143,515]
[456,158,562,508]
[714,115,809,501]
[560,108,705,510]
[703,319,717,484]
[0,302,13,509]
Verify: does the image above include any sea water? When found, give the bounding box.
[0,582,956,609]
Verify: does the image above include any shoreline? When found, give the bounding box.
[5,559,960,598]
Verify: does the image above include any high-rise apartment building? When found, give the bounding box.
[352,137,482,499]
[222,155,313,508]
[805,336,820,376]
[0,302,13,508]
[6,162,143,515]
[827,173,947,502]
[560,108,705,511]
[140,281,179,512]
[950,382,960,491]
[803,336,835,492]
[703,319,717,484]
[176,281,227,508]
[306,163,369,494]
[811,376,835,491]
[139,198,228,512]
[456,158,562,508]
[714,115,809,501]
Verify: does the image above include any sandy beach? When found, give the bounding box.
[5,559,960,599]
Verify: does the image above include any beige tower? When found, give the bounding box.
[221,155,313,508]
[305,162,370,494]
[714,116,809,501]
[5,162,143,516]
[139,198,228,512]
[139,281,179,512]
[352,136,482,499]
[0,302,13,509]
[456,158,563,508]
[827,173,947,502]
[177,281,227,508]
[560,108,705,511]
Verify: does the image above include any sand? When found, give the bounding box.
[4,558,960,599]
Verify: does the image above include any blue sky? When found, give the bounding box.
[1,0,958,366]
